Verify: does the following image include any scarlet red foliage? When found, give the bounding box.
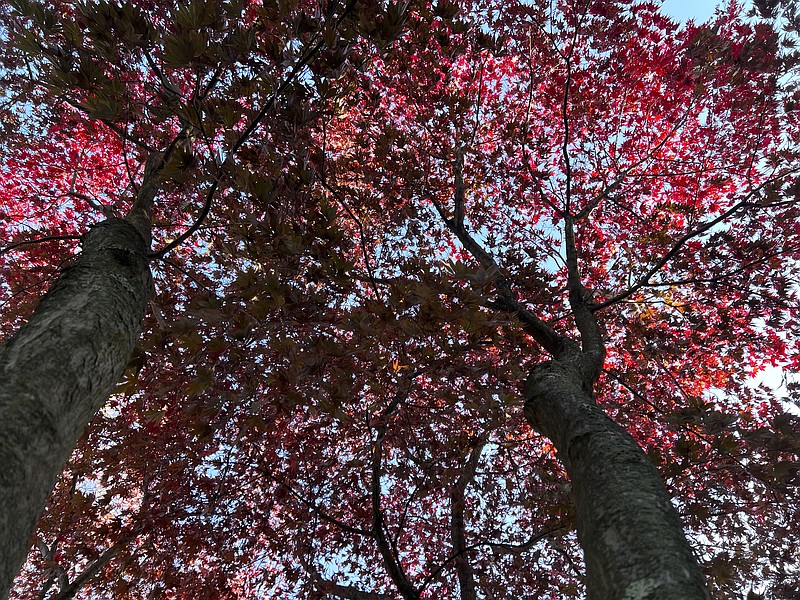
[2,0,799,598]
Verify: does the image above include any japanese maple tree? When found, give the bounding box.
[1,0,800,599]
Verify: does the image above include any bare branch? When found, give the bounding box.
[256,467,372,537]
[0,235,81,258]
[594,169,800,311]
[420,522,570,593]
[370,382,420,600]
[49,540,129,600]
[425,156,564,356]
[449,438,486,600]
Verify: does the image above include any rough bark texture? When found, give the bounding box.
[0,218,150,599]
[524,360,711,600]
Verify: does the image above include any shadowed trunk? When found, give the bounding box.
[0,218,150,599]
[524,360,711,600]
[450,440,484,600]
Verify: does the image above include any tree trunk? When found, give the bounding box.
[524,360,711,600]
[0,218,150,599]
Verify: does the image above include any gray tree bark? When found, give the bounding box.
[0,217,151,599]
[524,359,711,600]
[438,144,712,598]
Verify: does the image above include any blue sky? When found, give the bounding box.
[658,0,797,410]
[660,0,722,22]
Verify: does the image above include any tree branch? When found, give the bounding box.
[318,177,382,300]
[301,550,394,600]
[563,214,605,382]
[0,235,81,258]
[370,382,420,600]
[449,438,486,600]
[426,154,564,356]
[420,522,569,593]
[49,539,129,600]
[574,103,695,222]
[256,467,372,537]
[593,169,799,311]
[149,1,358,259]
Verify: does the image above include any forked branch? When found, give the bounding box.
[427,149,564,356]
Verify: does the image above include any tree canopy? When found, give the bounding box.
[1,0,799,598]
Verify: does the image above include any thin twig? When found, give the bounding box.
[0,235,81,257]
[318,177,383,300]
[593,168,800,311]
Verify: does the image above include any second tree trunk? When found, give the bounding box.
[0,218,151,599]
